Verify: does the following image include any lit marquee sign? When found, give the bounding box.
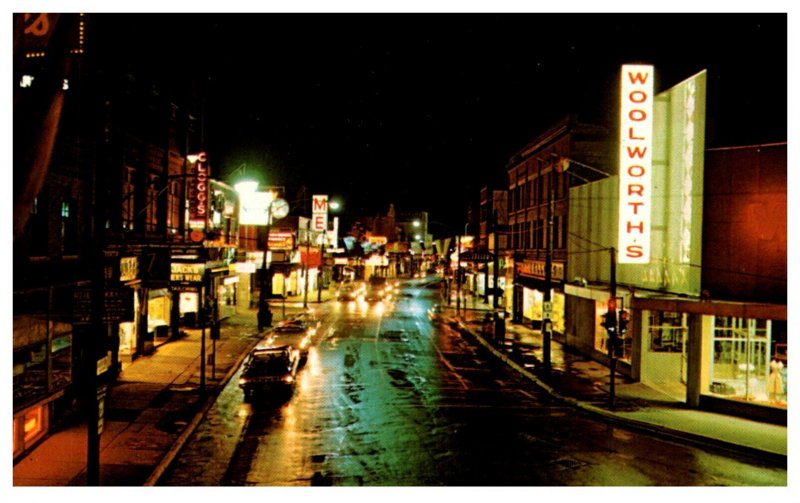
[618,65,654,263]
[239,191,273,226]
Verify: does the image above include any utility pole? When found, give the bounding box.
[542,164,555,375]
[200,287,207,393]
[303,219,311,309]
[492,209,505,344]
[318,230,324,303]
[257,200,273,331]
[456,234,462,315]
[608,246,618,409]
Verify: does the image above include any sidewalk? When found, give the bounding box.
[12,301,315,486]
[447,294,787,464]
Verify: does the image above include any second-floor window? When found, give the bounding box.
[60,199,78,254]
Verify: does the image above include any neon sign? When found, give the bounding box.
[188,152,208,228]
[618,65,654,263]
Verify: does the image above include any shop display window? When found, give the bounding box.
[649,311,687,353]
[50,332,72,391]
[13,404,48,458]
[13,342,48,405]
[709,316,786,408]
[23,406,44,443]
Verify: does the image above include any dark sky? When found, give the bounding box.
[95,13,788,229]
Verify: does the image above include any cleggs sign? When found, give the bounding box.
[188,152,209,228]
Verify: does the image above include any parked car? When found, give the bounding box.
[295,311,322,332]
[239,346,299,401]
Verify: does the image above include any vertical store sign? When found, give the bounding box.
[188,152,209,229]
[312,195,328,236]
[618,65,654,263]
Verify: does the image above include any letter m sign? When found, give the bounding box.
[312,195,328,213]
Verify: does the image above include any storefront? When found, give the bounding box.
[13,315,73,459]
[148,288,172,346]
[633,295,786,422]
[219,274,239,318]
[513,259,566,335]
[707,316,787,408]
[171,261,206,326]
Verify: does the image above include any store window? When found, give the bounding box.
[13,341,48,406]
[649,311,687,352]
[14,404,48,458]
[23,406,44,443]
[50,326,72,391]
[709,316,786,409]
[594,303,632,362]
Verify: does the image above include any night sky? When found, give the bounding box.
[93,12,787,230]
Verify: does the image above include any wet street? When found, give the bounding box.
[160,279,786,486]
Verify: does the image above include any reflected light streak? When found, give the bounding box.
[305,347,322,377]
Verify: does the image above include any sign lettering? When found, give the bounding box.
[618,65,654,263]
[188,152,209,228]
[312,194,328,233]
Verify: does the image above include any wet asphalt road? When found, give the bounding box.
[160,279,786,486]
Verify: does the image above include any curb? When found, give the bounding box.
[143,330,266,486]
[462,322,787,466]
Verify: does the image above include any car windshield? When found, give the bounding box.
[275,324,304,332]
[245,353,290,376]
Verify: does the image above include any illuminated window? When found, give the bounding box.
[23,407,43,443]
[709,317,784,408]
[649,311,687,353]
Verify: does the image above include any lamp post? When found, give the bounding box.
[235,181,287,331]
[319,199,341,302]
[542,163,554,374]
[257,197,274,331]
[541,153,611,374]
[303,219,311,309]
[425,219,459,306]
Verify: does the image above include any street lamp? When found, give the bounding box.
[257,190,289,330]
[234,181,288,331]
[258,194,275,330]
[318,199,342,301]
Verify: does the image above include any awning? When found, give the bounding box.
[460,252,494,263]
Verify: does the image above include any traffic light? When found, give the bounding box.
[618,310,629,335]
[600,311,616,334]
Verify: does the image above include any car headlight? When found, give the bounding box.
[282,375,294,384]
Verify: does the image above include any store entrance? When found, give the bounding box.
[640,310,688,402]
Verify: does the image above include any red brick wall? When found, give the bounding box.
[702,143,786,303]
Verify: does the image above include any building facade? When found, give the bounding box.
[503,115,613,331]
[13,14,242,460]
[562,66,786,424]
